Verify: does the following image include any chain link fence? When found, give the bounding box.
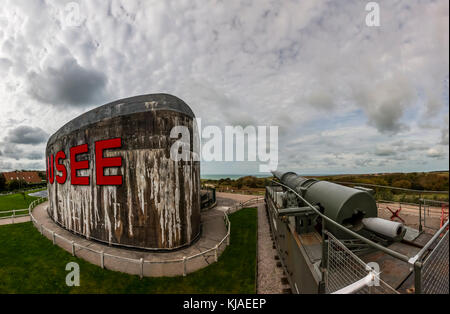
[421,230,449,294]
[325,231,398,294]
[421,199,448,231]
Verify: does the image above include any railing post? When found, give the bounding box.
[227,233,230,245]
[12,210,15,223]
[140,258,144,279]
[419,196,423,232]
[71,241,75,256]
[214,244,218,262]
[100,251,104,269]
[319,218,329,294]
[183,256,187,277]
[414,262,422,294]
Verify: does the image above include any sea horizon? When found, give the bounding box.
[200,173,331,180]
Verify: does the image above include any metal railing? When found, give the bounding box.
[420,199,449,231]
[334,181,449,195]
[376,198,447,233]
[0,197,47,221]
[27,197,247,278]
[326,231,398,294]
[409,220,449,294]
[0,208,29,221]
[337,180,448,232]
[227,197,264,215]
[270,179,450,294]
[421,231,449,294]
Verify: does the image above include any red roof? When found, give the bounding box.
[1,171,43,184]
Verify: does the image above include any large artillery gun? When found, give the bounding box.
[266,171,449,294]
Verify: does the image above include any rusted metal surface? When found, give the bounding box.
[360,236,431,290]
[46,94,200,250]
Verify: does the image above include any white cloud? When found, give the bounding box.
[426,147,447,159]
[0,0,448,173]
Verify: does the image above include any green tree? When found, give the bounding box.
[8,179,27,191]
[0,175,6,192]
[392,179,412,189]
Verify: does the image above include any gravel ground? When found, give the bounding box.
[257,203,284,294]
[215,192,257,207]
[377,202,442,234]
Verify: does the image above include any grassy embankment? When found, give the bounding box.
[0,207,257,293]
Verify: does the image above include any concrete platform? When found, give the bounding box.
[32,201,228,277]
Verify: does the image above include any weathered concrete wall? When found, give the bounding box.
[46,94,200,250]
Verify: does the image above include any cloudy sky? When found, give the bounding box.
[0,0,448,175]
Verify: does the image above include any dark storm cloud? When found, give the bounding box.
[374,146,396,156]
[0,143,23,160]
[6,126,48,145]
[0,160,13,170]
[24,151,44,160]
[26,58,107,107]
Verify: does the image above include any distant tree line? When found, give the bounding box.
[321,172,449,203]
[201,172,449,202]
[322,172,449,192]
[203,176,271,190]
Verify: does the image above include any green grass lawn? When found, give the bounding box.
[0,194,38,216]
[0,188,47,217]
[0,207,257,293]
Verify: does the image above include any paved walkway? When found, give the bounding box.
[0,215,30,226]
[32,201,228,277]
[257,202,284,294]
[215,192,285,293]
[216,192,258,207]
[28,190,48,198]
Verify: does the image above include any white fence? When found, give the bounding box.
[0,197,47,222]
[0,208,29,221]
[27,196,262,278]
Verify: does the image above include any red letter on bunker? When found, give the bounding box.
[55,150,67,184]
[96,138,123,186]
[47,154,54,184]
[70,144,89,185]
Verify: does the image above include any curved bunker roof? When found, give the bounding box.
[47,93,195,147]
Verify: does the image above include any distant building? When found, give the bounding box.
[1,171,44,184]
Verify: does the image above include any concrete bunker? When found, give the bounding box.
[45,94,201,250]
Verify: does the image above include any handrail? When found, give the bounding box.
[419,198,449,205]
[333,181,449,194]
[331,273,375,294]
[408,219,449,264]
[1,197,47,220]
[0,208,29,214]
[0,208,30,220]
[27,196,238,276]
[271,179,411,263]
